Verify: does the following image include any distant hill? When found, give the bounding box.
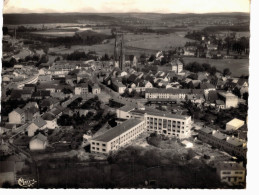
[3,13,118,25]
[3,12,250,25]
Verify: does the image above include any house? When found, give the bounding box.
[75,83,89,95]
[8,108,25,124]
[32,90,51,99]
[89,84,101,94]
[226,118,245,131]
[27,117,47,137]
[42,113,58,129]
[216,162,245,186]
[39,97,60,110]
[111,80,126,94]
[29,133,48,151]
[0,161,16,187]
[216,100,225,110]
[38,75,52,83]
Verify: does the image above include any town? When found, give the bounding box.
[0,12,249,189]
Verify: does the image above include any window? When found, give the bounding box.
[96,148,99,150]
[92,142,95,145]
[92,147,95,150]
[102,149,106,152]
[96,143,99,146]
[102,144,106,147]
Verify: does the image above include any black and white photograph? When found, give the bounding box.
[0,0,254,190]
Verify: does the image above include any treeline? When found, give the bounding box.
[65,51,98,61]
[3,13,117,24]
[15,30,111,47]
[120,25,181,35]
[203,25,249,32]
[184,62,218,75]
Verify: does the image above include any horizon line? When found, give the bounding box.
[3,11,250,15]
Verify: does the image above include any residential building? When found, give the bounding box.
[42,113,58,129]
[74,83,89,95]
[112,80,126,94]
[8,108,25,124]
[27,117,47,137]
[29,133,48,151]
[216,162,245,186]
[197,128,247,159]
[90,119,145,154]
[145,111,192,139]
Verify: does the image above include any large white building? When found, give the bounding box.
[145,112,192,139]
[90,119,145,154]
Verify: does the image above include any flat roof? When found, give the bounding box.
[146,111,190,120]
[92,119,143,142]
[226,137,246,147]
[200,127,213,134]
[227,118,245,128]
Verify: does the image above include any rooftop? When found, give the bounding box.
[31,133,47,142]
[226,136,246,147]
[93,119,143,142]
[227,118,245,128]
[217,162,245,171]
[212,130,228,140]
[146,111,190,120]
[145,88,204,94]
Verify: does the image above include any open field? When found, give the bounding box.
[125,33,193,50]
[182,57,249,77]
[48,32,193,56]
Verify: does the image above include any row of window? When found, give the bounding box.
[91,147,106,152]
[91,142,106,147]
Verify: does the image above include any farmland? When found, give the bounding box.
[182,57,249,77]
[48,32,193,56]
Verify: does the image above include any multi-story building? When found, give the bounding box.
[74,83,89,95]
[90,119,145,154]
[145,112,192,139]
[145,88,204,103]
[216,161,246,186]
[197,127,247,159]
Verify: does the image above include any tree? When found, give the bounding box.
[3,26,8,35]
[209,66,217,76]
[243,92,249,101]
[223,68,231,76]
[148,54,156,62]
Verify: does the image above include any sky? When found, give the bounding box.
[3,0,250,14]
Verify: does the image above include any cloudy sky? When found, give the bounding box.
[3,0,250,14]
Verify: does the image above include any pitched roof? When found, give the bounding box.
[226,136,246,147]
[31,133,47,142]
[42,112,56,121]
[93,119,143,142]
[13,107,24,115]
[32,117,47,128]
[212,130,227,140]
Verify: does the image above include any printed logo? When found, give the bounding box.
[17,177,37,187]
